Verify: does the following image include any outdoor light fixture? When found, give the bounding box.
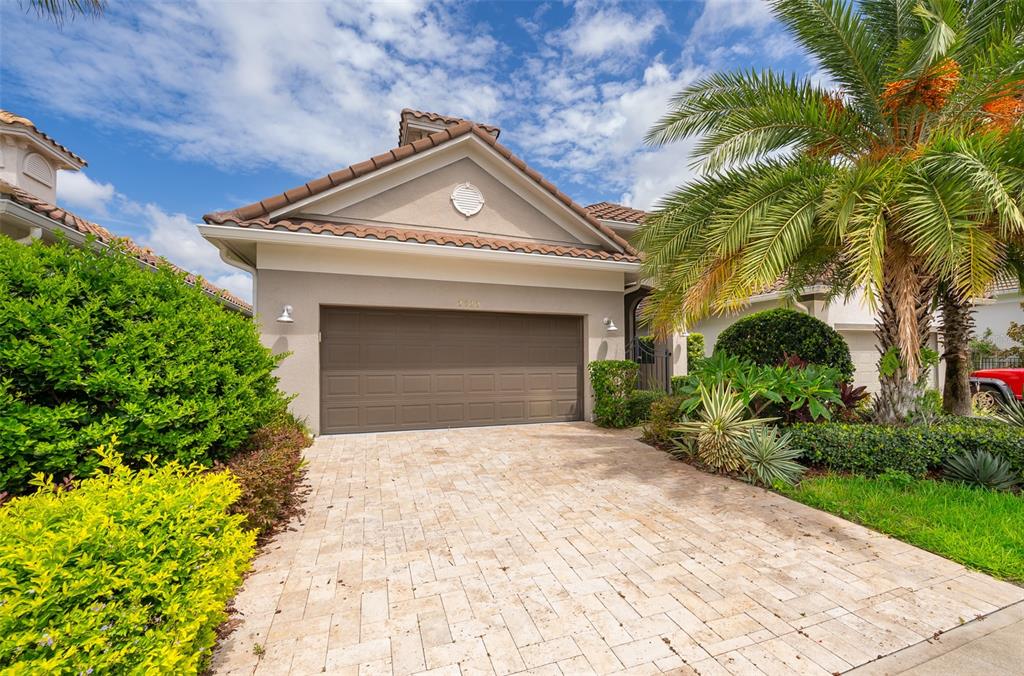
[276,305,294,323]
[603,317,618,332]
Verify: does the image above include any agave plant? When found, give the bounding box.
[737,427,806,487]
[673,383,772,473]
[943,450,1019,491]
[993,397,1024,428]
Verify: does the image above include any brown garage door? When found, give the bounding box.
[319,307,583,433]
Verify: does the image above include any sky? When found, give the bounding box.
[0,0,816,301]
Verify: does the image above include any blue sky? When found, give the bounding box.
[1,0,816,300]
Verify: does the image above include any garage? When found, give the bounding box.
[319,307,583,433]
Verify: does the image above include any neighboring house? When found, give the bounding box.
[0,110,250,314]
[200,109,689,435]
[974,276,1023,361]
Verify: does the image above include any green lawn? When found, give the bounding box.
[781,475,1024,582]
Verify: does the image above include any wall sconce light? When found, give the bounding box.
[276,305,294,323]
[603,317,618,332]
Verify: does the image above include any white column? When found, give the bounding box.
[670,330,688,378]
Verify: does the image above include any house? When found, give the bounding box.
[200,109,687,434]
[0,110,250,314]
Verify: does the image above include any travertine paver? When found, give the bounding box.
[211,423,1024,675]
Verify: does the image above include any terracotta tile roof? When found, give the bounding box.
[399,108,500,144]
[585,201,648,224]
[0,109,87,167]
[211,216,640,263]
[204,122,637,256]
[0,179,251,313]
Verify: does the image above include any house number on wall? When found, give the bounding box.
[457,299,481,309]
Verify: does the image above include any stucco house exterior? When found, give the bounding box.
[0,110,250,314]
[200,110,686,435]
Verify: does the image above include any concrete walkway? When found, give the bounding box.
[848,601,1023,675]
[212,423,1024,675]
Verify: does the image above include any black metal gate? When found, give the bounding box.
[627,337,672,392]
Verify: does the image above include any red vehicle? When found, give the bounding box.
[970,368,1024,403]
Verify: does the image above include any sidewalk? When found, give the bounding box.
[847,600,1024,675]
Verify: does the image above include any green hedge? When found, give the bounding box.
[0,238,289,493]
[687,332,705,369]
[588,360,639,427]
[0,448,255,672]
[714,308,854,379]
[627,390,664,425]
[789,419,1024,478]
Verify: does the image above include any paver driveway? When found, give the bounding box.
[212,423,1024,675]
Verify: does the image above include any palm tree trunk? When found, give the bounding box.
[940,290,973,416]
[872,258,935,423]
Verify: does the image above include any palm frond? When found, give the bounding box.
[770,0,886,126]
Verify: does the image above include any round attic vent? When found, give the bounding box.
[451,182,484,217]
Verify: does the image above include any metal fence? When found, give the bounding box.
[971,354,1022,370]
[627,337,672,392]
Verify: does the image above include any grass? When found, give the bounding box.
[780,474,1024,583]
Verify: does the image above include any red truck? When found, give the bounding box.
[970,367,1024,403]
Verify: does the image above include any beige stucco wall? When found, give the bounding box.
[0,139,57,203]
[254,245,627,434]
[324,157,601,247]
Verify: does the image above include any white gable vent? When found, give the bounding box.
[451,182,484,217]
[24,153,54,187]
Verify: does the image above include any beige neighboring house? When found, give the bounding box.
[200,109,691,435]
[0,110,250,314]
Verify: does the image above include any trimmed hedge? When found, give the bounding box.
[714,308,854,379]
[789,419,1024,479]
[0,238,289,493]
[588,360,639,427]
[0,447,255,672]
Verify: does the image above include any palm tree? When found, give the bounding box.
[21,0,105,25]
[636,0,1024,422]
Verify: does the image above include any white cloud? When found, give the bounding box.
[559,3,665,59]
[134,202,253,302]
[57,171,115,213]
[209,271,253,302]
[690,0,775,38]
[1,2,504,176]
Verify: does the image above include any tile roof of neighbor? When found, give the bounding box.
[0,179,251,313]
[399,108,501,144]
[204,120,638,259]
[585,201,648,224]
[0,109,88,167]
[221,218,639,262]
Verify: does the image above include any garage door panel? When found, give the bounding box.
[399,404,431,425]
[365,405,398,426]
[467,374,496,392]
[320,307,583,433]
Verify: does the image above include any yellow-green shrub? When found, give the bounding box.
[0,445,255,673]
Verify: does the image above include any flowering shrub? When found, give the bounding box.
[0,238,289,494]
[0,444,255,672]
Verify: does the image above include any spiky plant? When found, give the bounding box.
[737,427,807,486]
[993,397,1024,427]
[943,449,1019,490]
[637,0,1024,423]
[673,383,771,472]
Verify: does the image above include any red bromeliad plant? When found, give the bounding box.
[637,0,1024,422]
